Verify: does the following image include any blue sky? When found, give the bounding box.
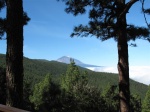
[0,0,150,68]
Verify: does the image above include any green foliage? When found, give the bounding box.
[30,74,61,111]
[130,94,142,112]
[102,84,142,112]
[23,57,68,88]
[0,54,147,111]
[30,74,52,110]
[142,85,150,112]
[29,71,144,112]
[102,84,119,112]
[0,53,148,101]
[0,53,146,111]
[30,61,108,112]
[129,79,148,100]
[61,60,88,92]
[60,60,106,111]
[60,85,107,112]
[23,80,34,111]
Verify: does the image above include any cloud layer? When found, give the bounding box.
[86,66,150,85]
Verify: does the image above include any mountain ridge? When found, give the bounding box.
[56,56,101,68]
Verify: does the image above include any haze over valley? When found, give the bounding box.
[56,56,150,85]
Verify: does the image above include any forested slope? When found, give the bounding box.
[0,54,148,100]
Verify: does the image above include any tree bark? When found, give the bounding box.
[6,0,24,108]
[117,0,130,112]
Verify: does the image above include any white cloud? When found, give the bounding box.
[129,66,150,85]
[86,66,118,74]
[86,66,150,85]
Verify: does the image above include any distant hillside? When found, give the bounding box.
[0,54,148,100]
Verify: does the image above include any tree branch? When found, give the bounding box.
[141,0,150,29]
[119,0,138,19]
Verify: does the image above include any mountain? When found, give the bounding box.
[0,54,148,100]
[57,56,101,68]
[57,56,83,64]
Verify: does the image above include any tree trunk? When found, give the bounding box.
[6,0,24,108]
[117,0,130,112]
[0,67,6,104]
[117,20,130,112]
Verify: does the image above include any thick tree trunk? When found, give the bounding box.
[117,0,130,112]
[117,21,130,112]
[6,0,24,108]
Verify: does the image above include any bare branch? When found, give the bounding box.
[141,0,150,29]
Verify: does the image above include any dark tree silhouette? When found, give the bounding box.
[5,0,24,108]
[61,0,150,111]
[0,0,6,39]
[145,8,150,14]
[0,0,30,108]
[0,67,6,104]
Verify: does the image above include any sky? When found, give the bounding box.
[0,0,150,84]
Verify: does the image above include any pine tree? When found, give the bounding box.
[0,0,30,108]
[61,59,81,92]
[61,0,150,111]
[30,74,61,112]
[30,74,52,110]
[142,86,150,112]
[5,0,24,108]
[61,60,108,112]
[0,0,30,39]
